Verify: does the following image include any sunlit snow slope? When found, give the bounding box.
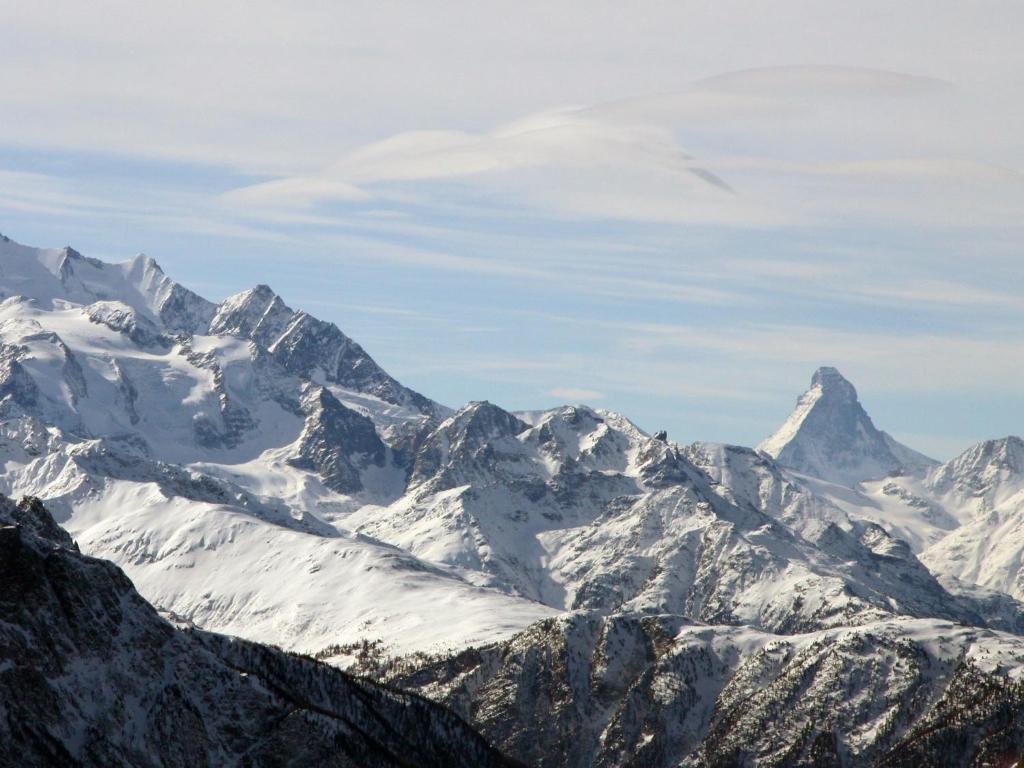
[3,234,1024,668]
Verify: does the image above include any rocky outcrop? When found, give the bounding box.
[0,494,515,768]
[210,285,440,417]
[288,384,388,494]
[379,611,1024,768]
[85,300,170,348]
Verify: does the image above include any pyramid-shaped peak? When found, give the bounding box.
[811,366,858,399]
[759,367,935,486]
[225,284,281,304]
[216,284,289,314]
[209,283,294,340]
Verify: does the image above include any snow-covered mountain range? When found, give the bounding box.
[0,494,516,767]
[3,233,1024,765]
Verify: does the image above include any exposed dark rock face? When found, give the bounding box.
[877,664,1024,767]
[85,301,170,348]
[408,401,532,490]
[288,384,388,493]
[377,611,1024,768]
[0,494,516,768]
[121,253,217,335]
[0,343,39,411]
[209,285,440,417]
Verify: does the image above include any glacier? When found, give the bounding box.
[3,234,1024,766]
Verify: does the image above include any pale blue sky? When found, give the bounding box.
[2,1,1023,458]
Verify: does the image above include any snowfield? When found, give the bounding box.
[4,233,1024,765]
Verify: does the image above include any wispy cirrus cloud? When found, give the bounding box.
[2,4,1022,459]
[217,65,1024,230]
[221,177,370,207]
[547,387,606,401]
[220,107,750,224]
